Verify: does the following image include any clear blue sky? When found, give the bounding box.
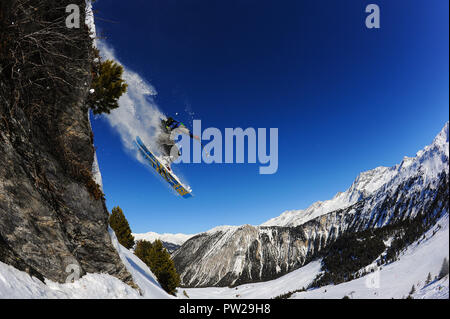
[91,0,449,234]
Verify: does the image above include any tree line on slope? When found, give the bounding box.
[309,209,445,289]
[109,206,180,295]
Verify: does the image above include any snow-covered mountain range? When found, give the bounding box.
[133,232,195,246]
[132,232,196,253]
[263,121,449,227]
[178,214,449,299]
[172,122,449,288]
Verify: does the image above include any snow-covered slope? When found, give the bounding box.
[177,213,449,299]
[0,229,172,298]
[108,228,173,298]
[291,214,449,299]
[263,122,449,227]
[412,276,449,299]
[0,261,141,299]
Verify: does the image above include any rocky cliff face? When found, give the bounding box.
[173,123,449,288]
[0,0,133,285]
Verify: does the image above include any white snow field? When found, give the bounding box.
[0,262,140,299]
[0,229,172,299]
[178,214,449,299]
[177,260,322,299]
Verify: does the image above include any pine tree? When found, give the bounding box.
[134,239,181,295]
[425,272,432,285]
[109,206,135,249]
[134,239,153,262]
[89,59,128,115]
[438,258,449,279]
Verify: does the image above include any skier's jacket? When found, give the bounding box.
[157,118,192,148]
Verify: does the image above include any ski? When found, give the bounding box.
[135,136,192,199]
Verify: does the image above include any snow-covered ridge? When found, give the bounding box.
[262,122,449,227]
[134,225,246,247]
[133,231,197,246]
[206,225,241,235]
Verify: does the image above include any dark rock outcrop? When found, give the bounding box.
[0,0,134,285]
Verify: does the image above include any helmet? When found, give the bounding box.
[164,117,179,130]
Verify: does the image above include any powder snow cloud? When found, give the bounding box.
[96,41,165,163]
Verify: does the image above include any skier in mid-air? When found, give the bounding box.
[157,117,199,171]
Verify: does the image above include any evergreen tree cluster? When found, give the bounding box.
[134,239,181,295]
[409,284,416,295]
[425,272,432,285]
[89,50,128,115]
[308,210,444,290]
[384,213,438,263]
[311,229,386,286]
[109,206,135,249]
[272,287,306,299]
